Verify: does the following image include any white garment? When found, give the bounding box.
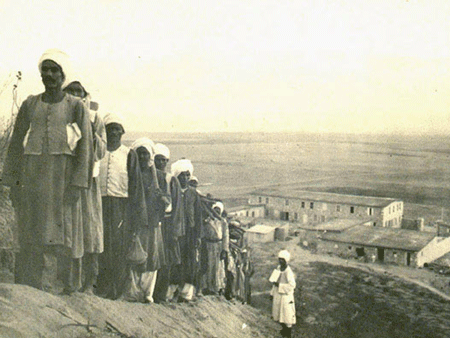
[171,159,194,178]
[154,143,170,159]
[99,144,129,197]
[271,266,296,326]
[140,270,158,303]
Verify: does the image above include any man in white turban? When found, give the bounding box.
[201,200,229,296]
[169,159,203,301]
[269,250,296,338]
[97,114,147,299]
[121,137,169,303]
[2,49,93,294]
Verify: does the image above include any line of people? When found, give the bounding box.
[2,49,237,303]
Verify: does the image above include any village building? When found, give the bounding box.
[248,190,403,228]
[244,224,276,244]
[227,205,265,219]
[317,224,435,267]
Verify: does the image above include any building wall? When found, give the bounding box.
[250,194,403,228]
[317,239,417,266]
[417,236,450,267]
[229,206,265,218]
[381,202,403,228]
[245,230,274,244]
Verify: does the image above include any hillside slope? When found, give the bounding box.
[0,284,278,338]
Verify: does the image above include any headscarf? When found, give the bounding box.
[62,73,88,93]
[212,201,224,215]
[103,112,125,133]
[278,250,291,263]
[171,159,194,178]
[189,176,198,184]
[61,74,97,121]
[154,143,170,159]
[131,137,155,160]
[38,49,73,88]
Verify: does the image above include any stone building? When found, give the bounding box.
[249,190,403,228]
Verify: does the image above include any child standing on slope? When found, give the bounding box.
[269,250,296,338]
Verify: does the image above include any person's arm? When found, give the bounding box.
[2,98,30,187]
[127,149,148,231]
[92,112,107,162]
[278,267,296,294]
[70,100,93,188]
[169,175,185,237]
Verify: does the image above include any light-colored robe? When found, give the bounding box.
[2,93,93,254]
[81,110,106,253]
[202,217,229,293]
[270,265,296,326]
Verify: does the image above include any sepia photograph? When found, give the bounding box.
[1,0,450,337]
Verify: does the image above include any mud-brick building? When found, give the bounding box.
[319,225,435,267]
[249,190,403,228]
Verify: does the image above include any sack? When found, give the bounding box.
[126,234,148,265]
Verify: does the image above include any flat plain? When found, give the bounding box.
[127,131,450,223]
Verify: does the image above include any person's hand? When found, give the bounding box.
[64,186,81,204]
[156,188,171,207]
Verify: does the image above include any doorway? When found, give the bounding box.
[377,248,384,262]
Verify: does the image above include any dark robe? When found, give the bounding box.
[153,172,183,302]
[137,166,167,272]
[97,148,147,299]
[179,187,203,286]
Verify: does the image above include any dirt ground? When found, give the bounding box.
[249,238,450,338]
[0,282,280,338]
[2,238,450,337]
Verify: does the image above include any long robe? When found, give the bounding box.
[172,186,203,288]
[182,187,203,286]
[162,173,184,266]
[81,111,106,254]
[201,217,229,293]
[138,166,167,272]
[270,266,296,326]
[153,172,183,302]
[2,93,93,290]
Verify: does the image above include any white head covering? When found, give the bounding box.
[212,201,224,215]
[38,49,73,88]
[103,112,125,132]
[278,250,291,263]
[131,137,155,160]
[189,176,198,183]
[154,143,170,159]
[61,72,87,91]
[171,159,194,178]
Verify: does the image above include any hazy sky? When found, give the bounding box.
[1,0,449,134]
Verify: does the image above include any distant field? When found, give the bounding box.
[125,132,450,222]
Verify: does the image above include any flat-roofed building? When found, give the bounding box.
[319,225,435,267]
[244,224,275,244]
[249,190,403,228]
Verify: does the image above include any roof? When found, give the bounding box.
[320,225,435,252]
[299,218,374,232]
[246,225,275,234]
[251,189,399,208]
